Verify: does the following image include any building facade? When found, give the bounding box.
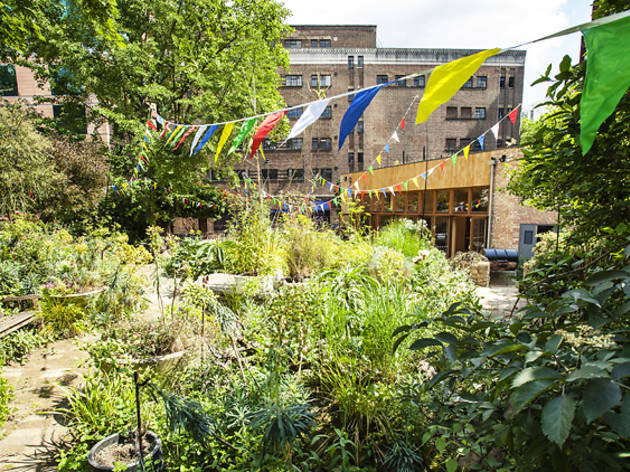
[232,25,526,222]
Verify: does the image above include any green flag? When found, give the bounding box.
[452,153,457,166]
[403,181,408,190]
[368,165,374,175]
[580,14,630,155]
[227,118,257,156]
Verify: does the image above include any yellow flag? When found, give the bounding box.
[416,48,500,124]
[377,154,381,165]
[214,122,235,162]
[463,145,470,159]
[166,125,182,144]
[412,177,419,188]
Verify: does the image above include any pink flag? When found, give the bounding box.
[400,117,405,129]
[250,111,286,158]
[508,108,518,125]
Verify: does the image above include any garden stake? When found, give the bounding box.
[134,371,150,472]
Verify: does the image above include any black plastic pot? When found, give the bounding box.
[87,431,163,472]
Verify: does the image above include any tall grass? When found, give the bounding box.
[373,219,431,258]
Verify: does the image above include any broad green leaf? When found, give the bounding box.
[435,331,458,345]
[409,338,443,350]
[435,436,446,454]
[541,395,576,447]
[512,367,562,389]
[585,270,628,286]
[445,458,457,472]
[604,394,630,438]
[525,350,544,364]
[443,344,456,363]
[582,379,622,424]
[509,379,555,417]
[566,365,609,382]
[612,362,630,379]
[544,334,563,353]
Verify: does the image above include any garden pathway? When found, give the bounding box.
[475,271,524,319]
[0,336,92,471]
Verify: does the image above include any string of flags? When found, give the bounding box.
[150,9,630,157]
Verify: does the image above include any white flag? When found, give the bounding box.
[391,130,400,143]
[490,123,500,138]
[189,125,208,156]
[285,99,331,142]
[389,186,395,195]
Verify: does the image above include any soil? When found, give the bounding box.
[94,435,153,468]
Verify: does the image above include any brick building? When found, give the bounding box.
[233,25,526,223]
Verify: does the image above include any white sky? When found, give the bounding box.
[280,0,593,117]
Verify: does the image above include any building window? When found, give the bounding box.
[262,139,277,150]
[287,107,303,119]
[508,76,515,88]
[53,103,87,135]
[348,56,354,69]
[357,121,364,133]
[312,137,332,151]
[348,152,355,172]
[286,138,302,151]
[284,75,302,87]
[445,138,457,151]
[497,138,504,148]
[436,190,450,212]
[472,187,489,212]
[357,56,364,68]
[461,137,472,148]
[311,39,318,48]
[357,152,364,171]
[446,107,458,120]
[460,107,472,119]
[321,106,332,119]
[319,39,331,48]
[311,74,331,87]
[476,76,487,88]
[463,77,473,88]
[454,189,468,213]
[395,75,406,87]
[474,107,486,119]
[376,74,389,85]
[0,65,18,96]
[320,168,333,181]
[288,168,304,181]
[413,75,425,87]
[500,76,506,88]
[498,108,505,119]
[262,169,278,180]
[348,88,354,102]
[284,39,302,49]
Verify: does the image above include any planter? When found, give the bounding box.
[88,431,163,472]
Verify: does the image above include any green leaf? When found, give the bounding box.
[445,458,457,472]
[443,344,456,363]
[604,394,630,438]
[566,365,609,382]
[435,331,458,345]
[585,270,628,286]
[582,379,622,424]
[409,338,443,350]
[544,334,563,353]
[541,395,576,447]
[435,436,446,454]
[509,379,555,417]
[612,362,630,379]
[512,367,562,389]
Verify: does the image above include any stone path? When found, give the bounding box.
[475,271,525,319]
[0,337,91,471]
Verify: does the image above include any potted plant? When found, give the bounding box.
[87,371,217,472]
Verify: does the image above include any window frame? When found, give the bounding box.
[376,74,389,85]
[284,75,302,87]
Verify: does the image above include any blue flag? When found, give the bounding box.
[193,124,219,155]
[338,85,384,150]
[420,172,427,181]
[478,135,485,151]
[384,143,390,153]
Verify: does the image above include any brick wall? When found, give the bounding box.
[289,25,377,48]
[491,150,557,249]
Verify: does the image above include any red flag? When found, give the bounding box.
[174,126,197,150]
[361,173,367,181]
[440,161,445,173]
[147,119,158,131]
[250,111,286,157]
[327,201,332,209]
[395,184,402,192]
[508,108,518,125]
[400,117,405,129]
[361,190,365,199]
[160,122,169,139]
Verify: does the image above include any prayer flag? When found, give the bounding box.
[377,154,382,165]
[339,85,384,150]
[190,125,208,156]
[416,48,500,123]
[440,161,445,173]
[478,135,485,151]
[412,177,419,188]
[193,124,218,156]
[452,153,457,166]
[490,123,500,138]
[391,131,400,143]
[400,117,405,129]
[420,172,427,181]
[508,107,519,125]
[384,143,390,152]
[214,123,235,162]
[580,14,630,154]
[403,181,408,190]
[463,145,470,160]
[228,118,257,156]
[174,126,197,150]
[251,112,286,157]
[165,125,182,144]
[368,165,374,175]
[286,99,331,140]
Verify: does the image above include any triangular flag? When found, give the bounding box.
[412,177,419,188]
[403,181,408,190]
[214,123,235,162]
[286,99,331,141]
[368,165,374,175]
[377,154,382,165]
[478,135,485,151]
[580,14,630,154]
[400,117,405,129]
[452,153,457,166]
[169,126,187,148]
[339,85,384,150]
[391,131,400,143]
[389,186,395,195]
[420,172,427,181]
[490,123,500,138]
[384,143,390,152]
[381,188,387,197]
[361,190,365,199]
[416,48,500,124]
[165,125,182,144]
[190,125,208,156]
[395,184,402,192]
[508,107,519,125]
[174,126,197,150]
[228,118,257,156]
[361,173,367,181]
[368,190,373,199]
[251,111,286,157]
[440,161,445,173]
[463,145,470,160]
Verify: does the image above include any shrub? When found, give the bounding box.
[374,218,431,258]
[0,371,12,429]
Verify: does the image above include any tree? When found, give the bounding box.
[508,1,630,243]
